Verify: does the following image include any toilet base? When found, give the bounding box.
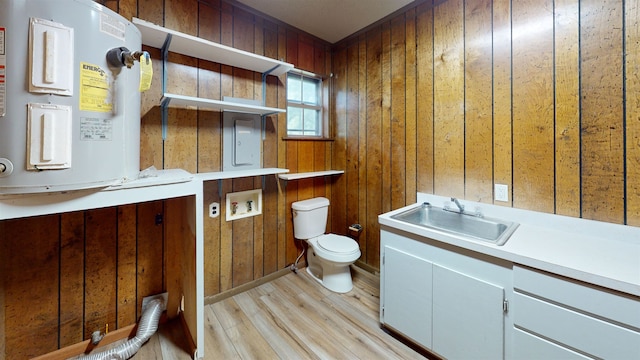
[306,263,354,293]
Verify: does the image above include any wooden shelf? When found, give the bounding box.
[195,168,289,181]
[162,93,285,115]
[133,18,294,76]
[278,170,344,181]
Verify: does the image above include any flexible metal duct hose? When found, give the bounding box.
[75,298,164,360]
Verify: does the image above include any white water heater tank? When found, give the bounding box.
[0,0,142,194]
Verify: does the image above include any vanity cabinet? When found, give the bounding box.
[380,229,512,359]
[512,265,640,359]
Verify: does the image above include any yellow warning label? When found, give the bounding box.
[80,62,112,112]
[139,52,153,92]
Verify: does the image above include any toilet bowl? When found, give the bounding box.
[292,197,361,293]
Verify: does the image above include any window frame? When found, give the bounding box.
[285,71,329,139]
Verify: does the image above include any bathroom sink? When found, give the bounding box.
[390,202,519,245]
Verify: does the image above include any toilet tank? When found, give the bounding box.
[292,197,329,239]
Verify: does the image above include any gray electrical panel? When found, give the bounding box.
[223,110,261,171]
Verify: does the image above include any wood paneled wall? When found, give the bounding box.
[4,0,639,357]
[0,0,332,358]
[331,0,640,269]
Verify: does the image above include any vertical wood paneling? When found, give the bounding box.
[117,205,137,327]
[139,46,163,170]
[580,0,625,223]
[346,44,360,233]
[391,16,407,211]
[512,0,555,212]
[164,196,197,344]
[164,197,194,320]
[59,212,85,347]
[263,23,280,275]
[119,0,137,21]
[6,1,640,357]
[262,176,279,274]
[405,9,417,205]
[219,179,233,291]
[492,0,513,206]
[464,0,493,203]
[277,26,288,270]
[554,0,581,217]
[416,3,435,195]
[332,47,348,234]
[84,208,117,339]
[358,35,369,259]
[136,201,164,313]
[433,0,465,198]
[381,23,392,215]
[197,0,223,174]
[365,29,383,266]
[203,180,221,295]
[231,178,255,288]
[166,0,197,35]
[627,0,640,225]
[4,216,59,359]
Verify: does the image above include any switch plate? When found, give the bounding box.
[494,184,509,202]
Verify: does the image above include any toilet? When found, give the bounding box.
[292,197,361,293]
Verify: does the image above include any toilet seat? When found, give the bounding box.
[309,234,361,264]
[318,234,359,254]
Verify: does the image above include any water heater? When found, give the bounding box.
[0,0,143,194]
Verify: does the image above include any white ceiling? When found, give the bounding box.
[235,0,415,44]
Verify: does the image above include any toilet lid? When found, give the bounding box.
[317,234,359,253]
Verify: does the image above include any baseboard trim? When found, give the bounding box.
[354,260,380,276]
[178,311,198,359]
[204,267,293,306]
[32,324,137,360]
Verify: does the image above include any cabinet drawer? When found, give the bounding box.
[513,328,590,360]
[514,292,640,359]
[514,265,640,329]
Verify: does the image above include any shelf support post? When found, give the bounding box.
[261,65,281,141]
[161,34,173,141]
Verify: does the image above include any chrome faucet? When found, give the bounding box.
[451,197,465,213]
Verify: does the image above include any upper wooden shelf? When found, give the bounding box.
[133,18,294,76]
[195,168,289,181]
[162,93,285,115]
[278,170,344,181]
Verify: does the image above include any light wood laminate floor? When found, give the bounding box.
[107,267,425,359]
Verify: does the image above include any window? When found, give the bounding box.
[287,73,323,137]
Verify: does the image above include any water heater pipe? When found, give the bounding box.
[76,298,164,360]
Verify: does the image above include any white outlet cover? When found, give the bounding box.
[209,202,220,218]
[495,184,509,202]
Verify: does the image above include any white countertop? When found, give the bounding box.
[378,193,640,297]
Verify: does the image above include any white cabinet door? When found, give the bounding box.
[382,245,433,348]
[432,264,505,359]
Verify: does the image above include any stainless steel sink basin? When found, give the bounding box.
[390,202,519,245]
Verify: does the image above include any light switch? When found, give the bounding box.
[27,103,72,170]
[29,17,74,95]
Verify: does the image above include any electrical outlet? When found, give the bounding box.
[494,184,509,202]
[209,202,220,218]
